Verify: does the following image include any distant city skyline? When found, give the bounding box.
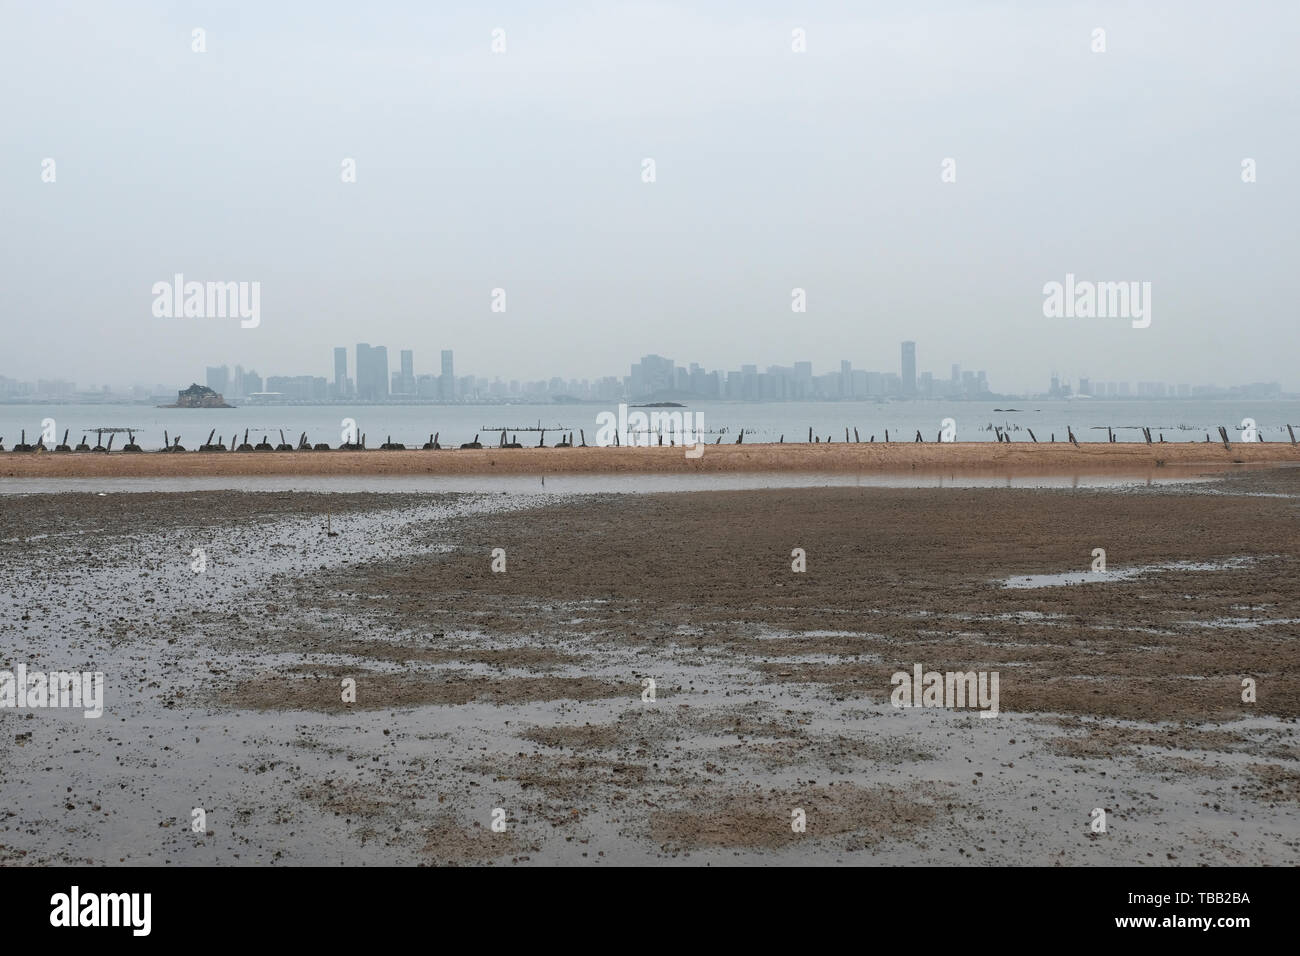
[4,331,1296,400]
[1,339,1287,404]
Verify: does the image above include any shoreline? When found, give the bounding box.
[1,441,1298,478]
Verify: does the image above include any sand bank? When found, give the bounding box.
[3,440,1299,478]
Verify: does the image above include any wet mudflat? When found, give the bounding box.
[0,472,1297,865]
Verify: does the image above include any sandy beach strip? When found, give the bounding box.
[3,440,1299,478]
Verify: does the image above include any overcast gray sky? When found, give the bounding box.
[2,0,1296,393]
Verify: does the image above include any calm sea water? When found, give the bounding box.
[1,399,1297,451]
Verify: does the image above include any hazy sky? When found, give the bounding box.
[3,0,1297,393]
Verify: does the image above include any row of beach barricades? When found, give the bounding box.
[0,427,594,452]
[3,424,1296,452]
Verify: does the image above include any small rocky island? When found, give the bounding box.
[161,383,232,408]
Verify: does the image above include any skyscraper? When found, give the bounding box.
[399,349,414,395]
[440,350,455,401]
[355,344,373,399]
[333,348,348,398]
[373,346,389,399]
[901,342,916,397]
[355,343,389,401]
[793,361,813,400]
[629,354,673,398]
[206,365,229,396]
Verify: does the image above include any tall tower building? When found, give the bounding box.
[355,344,373,400]
[206,365,229,396]
[901,342,917,397]
[333,348,348,398]
[440,350,455,401]
[373,346,389,399]
[356,344,389,401]
[399,349,414,395]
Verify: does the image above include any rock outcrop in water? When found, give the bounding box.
[163,383,232,408]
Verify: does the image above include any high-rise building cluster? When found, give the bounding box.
[624,343,991,401]
[198,346,459,404]
[206,364,265,399]
[1048,375,1282,400]
[346,345,459,402]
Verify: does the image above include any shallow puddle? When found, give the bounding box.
[999,556,1260,589]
